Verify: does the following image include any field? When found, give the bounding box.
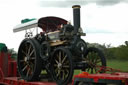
[74,59,128,75]
[107,59,128,72]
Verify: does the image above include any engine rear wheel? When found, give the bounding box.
[17,38,42,81]
[51,47,74,85]
[83,47,106,73]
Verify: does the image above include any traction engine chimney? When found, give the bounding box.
[72,5,81,34]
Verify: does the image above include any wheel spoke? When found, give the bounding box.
[59,51,62,63]
[22,50,27,56]
[55,59,59,64]
[27,44,32,56]
[62,55,67,64]
[26,67,30,77]
[57,69,61,77]
[30,57,35,60]
[22,64,28,71]
[92,52,96,61]
[88,68,90,72]
[62,70,65,80]
[63,65,69,68]
[29,49,34,57]
[65,69,69,78]
[29,65,33,73]
[57,53,59,61]
[94,56,98,63]
[94,67,97,73]
[89,52,93,62]
[88,53,92,62]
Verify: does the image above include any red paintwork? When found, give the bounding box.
[72,72,128,85]
[8,60,17,77]
[38,16,68,32]
[0,52,8,77]
[2,77,56,85]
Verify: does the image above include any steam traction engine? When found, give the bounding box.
[13,5,106,85]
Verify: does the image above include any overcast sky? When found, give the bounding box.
[0,0,128,51]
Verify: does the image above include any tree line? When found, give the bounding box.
[88,41,128,60]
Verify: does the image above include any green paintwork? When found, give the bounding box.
[0,43,7,52]
[21,18,36,24]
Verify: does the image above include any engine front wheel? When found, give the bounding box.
[51,47,74,85]
[17,38,42,81]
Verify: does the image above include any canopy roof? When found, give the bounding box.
[13,16,68,33]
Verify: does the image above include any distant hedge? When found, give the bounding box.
[88,42,128,60]
[107,45,128,60]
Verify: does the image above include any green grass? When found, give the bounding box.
[74,59,128,76]
[74,70,83,75]
[107,59,128,72]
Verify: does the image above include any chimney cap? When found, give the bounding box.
[72,5,81,8]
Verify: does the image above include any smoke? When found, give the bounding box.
[39,0,128,7]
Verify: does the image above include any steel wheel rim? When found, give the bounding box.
[52,49,71,81]
[18,41,36,79]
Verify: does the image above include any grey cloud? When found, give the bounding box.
[39,0,86,8]
[39,0,128,7]
[94,0,122,5]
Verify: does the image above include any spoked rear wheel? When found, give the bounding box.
[17,38,42,81]
[51,47,74,85]
[83,47,106,73]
